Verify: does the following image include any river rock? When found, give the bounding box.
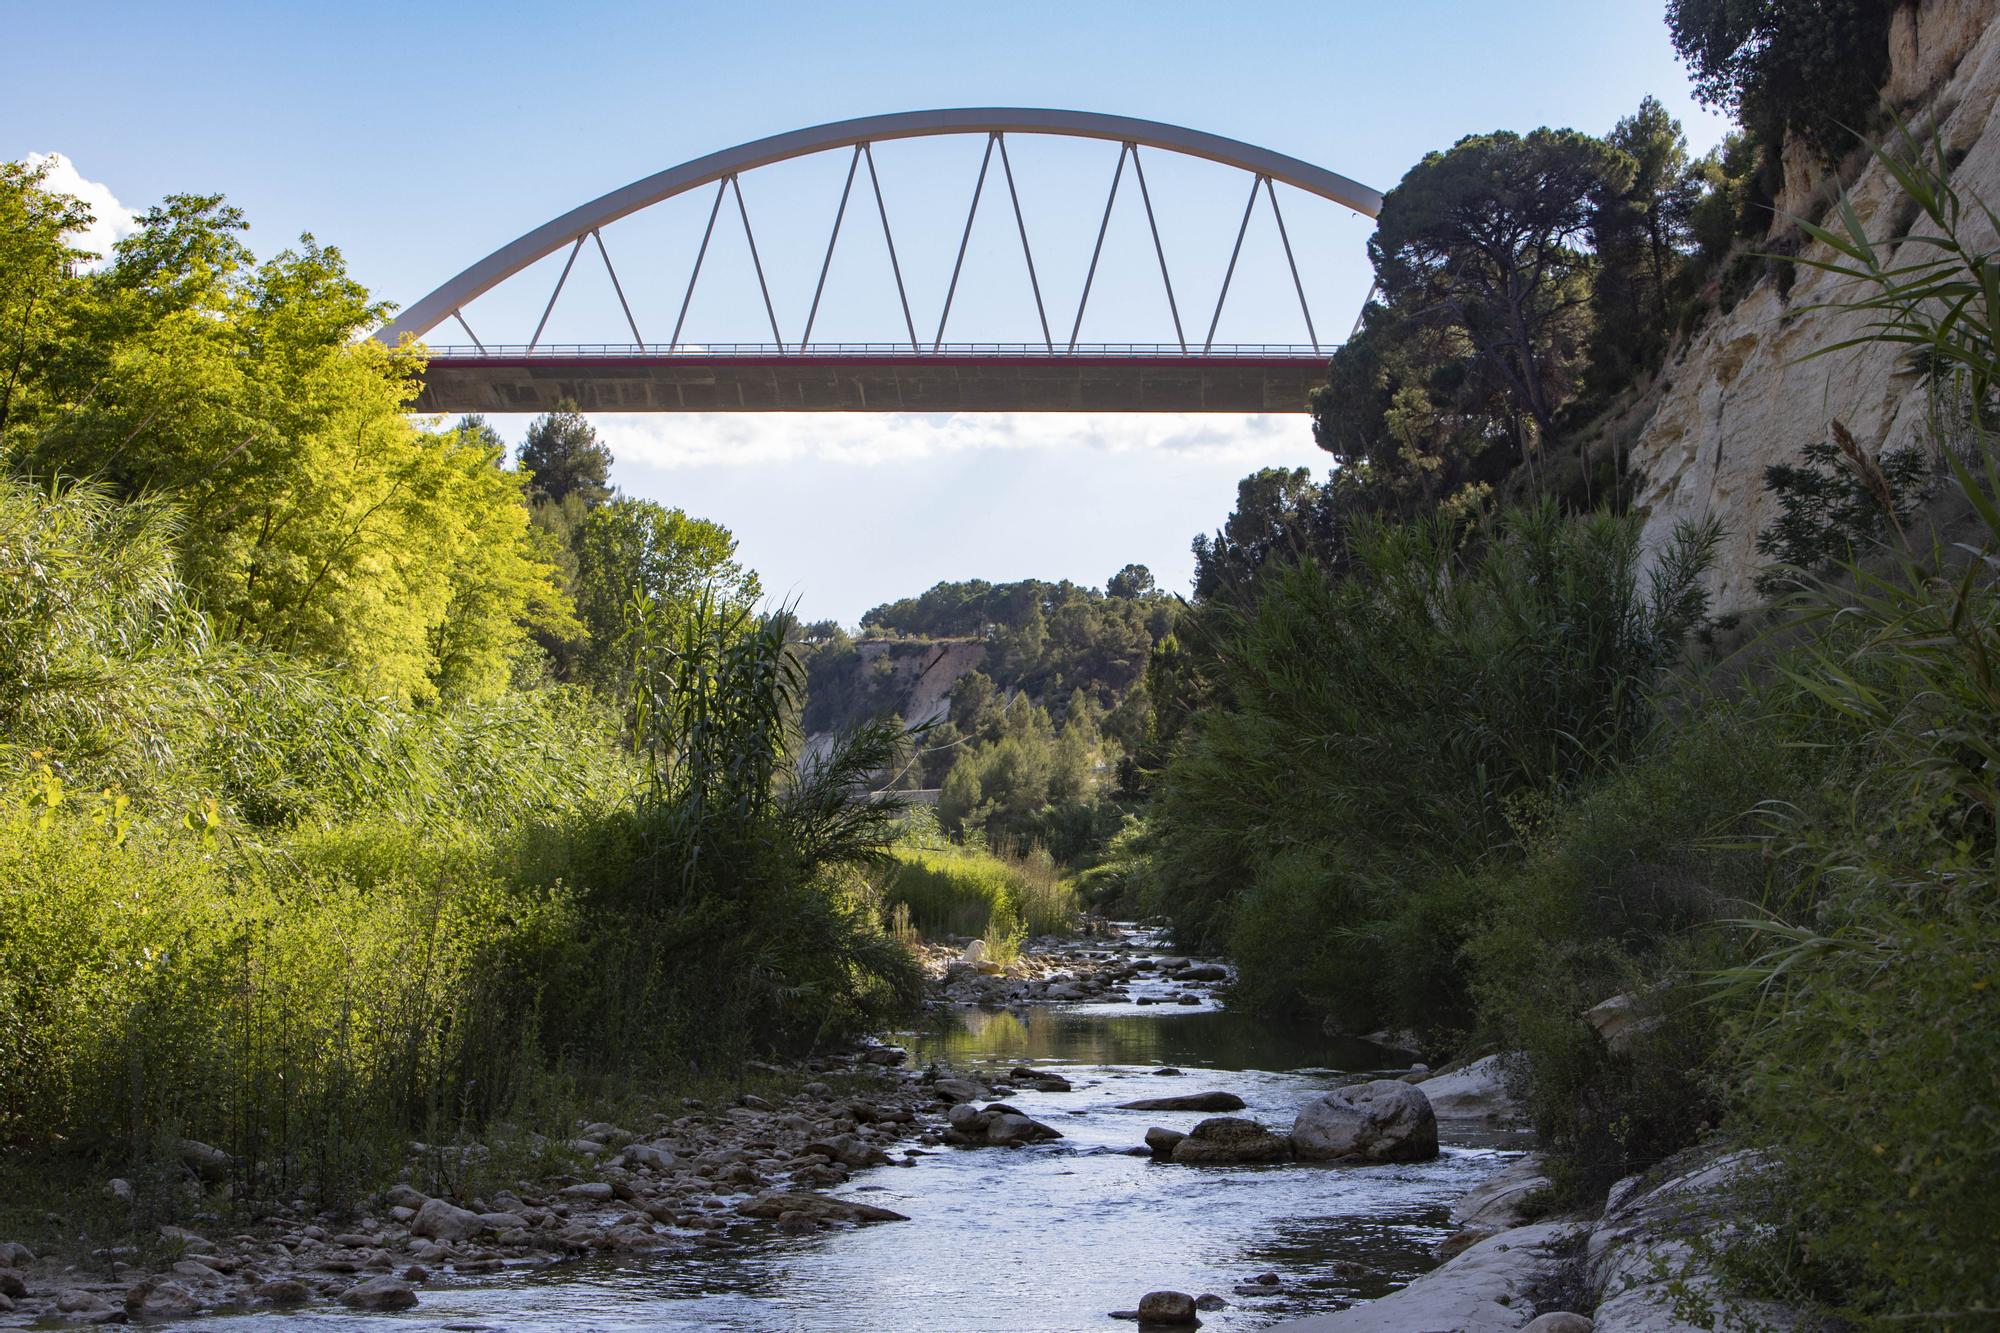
[1419,1054,1519,1121]
[1170,1116,1293,1164]
[931,1077,990,1104]
[985,1111,1063,1147]
[1138,1289,1200,1324]
[0,1271,23,1299]
[1117,1091,1246,1112]
[410,1197,483,1241]
[802,1135,891,1169]
[1010,1066,1073,1091]
[1144,1126,1187,1158]
[1291,1080,1438,1163]
[255,1278,311,1304]
[735,1190,909,1224]
[1522,1315,1593,1332]
[560,1181,615,1202]
[340,1275,418,1310]
[1178,963,1229,981]
[125,1280,201,1318]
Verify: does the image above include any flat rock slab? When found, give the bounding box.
[1264,1221,1577,1332]
[1117,1091,1247,1112]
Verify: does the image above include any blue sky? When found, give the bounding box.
[4,2,1731,625]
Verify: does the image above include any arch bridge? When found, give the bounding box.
[378,109,1381,413]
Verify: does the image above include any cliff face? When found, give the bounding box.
[1632,0,2000,611]
[851,638,987,729]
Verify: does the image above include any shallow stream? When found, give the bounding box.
[158,940,1522,1331]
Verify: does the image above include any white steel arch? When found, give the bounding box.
[375,107,1383,346]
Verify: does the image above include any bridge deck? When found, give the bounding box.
[410,345,1331,414]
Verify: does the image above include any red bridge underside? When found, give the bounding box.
[412,354,1330,414]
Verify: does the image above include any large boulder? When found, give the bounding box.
[1292,1080,1438,1163]
[1137,1289,1200,1324]
[1169,1116,1294,1164]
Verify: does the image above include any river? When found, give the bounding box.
[151,937,1524,1331]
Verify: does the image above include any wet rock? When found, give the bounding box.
[777,1210,819,1234]
[734,1191,909,1225]
[931,1077,991,1104]
[1175,993,1202,1005]
[1523,1315,1593,1332]
[1117,1091,1245,1112]
[254,1277,311,1304]
[1169,1116,1293,1164]
[410,1198,484,1241]
[1178,963,1229,982]
[861,1045,907,1066]
[985,1111,1063,1147]
[1144,1126,1187,1159]
[1010,1066,1073,1091]
[1151,1068,1184,1077]
[340,1275,419,1310]
[1291,1079,1438,1163]
[1137,1289,1200,1324]
[1195,1293,1228,1311]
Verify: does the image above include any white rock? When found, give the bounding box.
[1420,1054,1522,1121]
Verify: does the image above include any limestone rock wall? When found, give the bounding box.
[1634,0,2000,612]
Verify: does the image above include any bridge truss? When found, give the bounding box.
[378,109,1383,413]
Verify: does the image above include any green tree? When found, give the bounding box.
[1192,467,1340,601]
[570,497,760,693]
[1370,129,1632,444]
[3,174,568,703]
[519,403,614,508]
[1107,563,1155,599]
[1666,0,1894,155]
[0,160,92,440]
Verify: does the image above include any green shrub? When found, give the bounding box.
[1145,502,1719,1035]
[877,843,1077,940]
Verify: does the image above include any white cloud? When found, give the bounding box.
[24,152,139,266]
[581,411,1305,471]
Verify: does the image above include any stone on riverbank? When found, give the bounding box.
[1169,1116,1293,1164]
[1117,1091,1246,1112]
[1291,1080,1437,1163]
[1416,1054,1519,1122]
[409,1197,483,1241]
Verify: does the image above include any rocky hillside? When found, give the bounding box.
[1632,0,2000,609]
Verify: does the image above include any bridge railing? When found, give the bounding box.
[416,342,1333,360]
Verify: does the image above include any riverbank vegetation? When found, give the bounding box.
[1112,24,2000,1323]
[0,159,919,1225]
